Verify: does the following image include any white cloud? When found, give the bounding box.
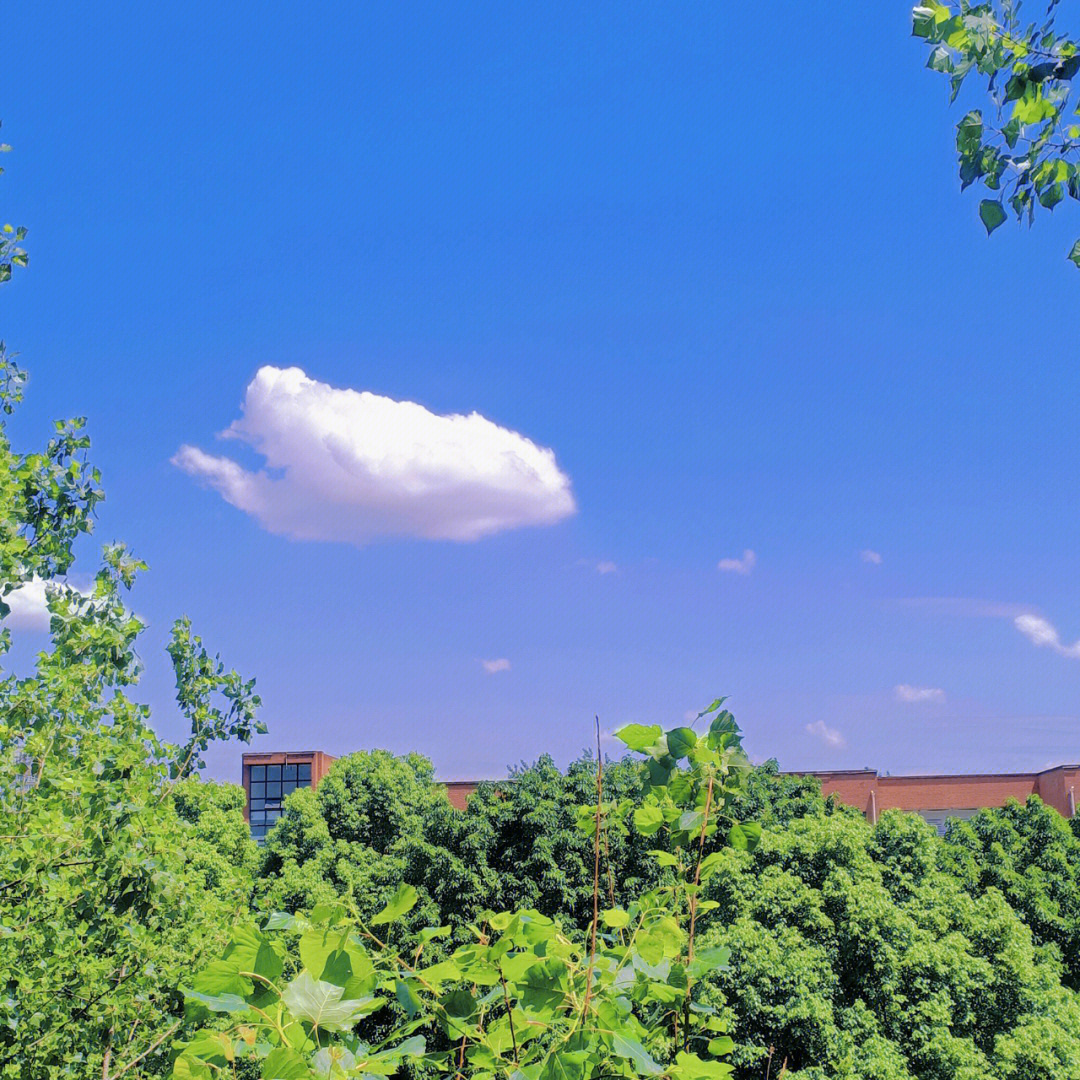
[1014,614,1080,659]
[1,577,91,632]
[173,366,576,545]
[806,719,846,749]
[860,549,882,565]
[596,561,617,575]
[894,684,946,703]
[481,658,511,674]
[718,549,756,575]
[2,579,52,632]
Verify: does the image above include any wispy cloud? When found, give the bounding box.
[718,549,756,575]
[174,366,576,545]
[860,549,882,565]
[806,719,846,749]
[890,596,1031,619]
[894,684,946,703]
[596,561,617,575]
[481,658,511,674]
[1014,614,1080,659]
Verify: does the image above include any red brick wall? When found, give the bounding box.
[241,754,1080,821]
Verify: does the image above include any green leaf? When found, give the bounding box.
[280,972,378,1032]
[611,1034,664,1075]
[1040,183,1064,210]
[1068,239,1080,267]
[665,727,698,760]
[371,882,418,925]
[615,723,663,752]
[927,45,953,72]
[602,907,630,929]
[707,1036,735,1056]
[634,803,665,835]
[261,1047,313,1078]
[956,111,982,155]
[182,989,251,1014]
[979,199,1007,235]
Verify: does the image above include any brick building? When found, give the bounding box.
[240,752,1079,837]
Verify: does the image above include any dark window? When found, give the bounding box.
[284,764,297,781]
[267,765,281,780]
[250,781,265,798]
[266,782,282,799]
[283,781,296,795]
[298,763,311,782]
[250,798,265,811]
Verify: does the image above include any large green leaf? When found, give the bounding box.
[665,727,698,760]
[615,723,662,752]
[371,883,418,926]
[280,972,379,1032]
[611,1034,664,1075]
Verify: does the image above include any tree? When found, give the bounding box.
[699,808,1080,1078]
[0,143,264,1078]
[912,1,1080,268]
[942,795,1080,988]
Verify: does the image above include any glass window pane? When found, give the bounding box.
[250,782,265,798]
[283,781,296,795]
[250,811,265,824]
[251,824,265,837]
[266,782,282,798]
[267,765,281,780]
[298,764,311,781]
[284,764,297,780]
[250,765,265,781]
[267,809,280,822]
[250,798,264,811]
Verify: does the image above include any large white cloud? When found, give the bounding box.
[173,367,576,544]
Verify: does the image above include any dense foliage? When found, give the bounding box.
[912,1,1080,267]
[250,750,1080,1080]
[174,709,759,1079]
[0,148,265,1078]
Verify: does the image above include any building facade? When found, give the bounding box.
[240,752,1080,836]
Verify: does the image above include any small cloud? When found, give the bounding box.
[806,719,846,749]
[174,366,576,545]
[718,549,756,575]
[1015,614,1080,659]
[894,684,946,703]
[860,549,882,565]
[596,561,618,575]
[481,658,511,674]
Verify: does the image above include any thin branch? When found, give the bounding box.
[580,715,604,1025]
[108,1020,181,1080]
[499,972,519,1067]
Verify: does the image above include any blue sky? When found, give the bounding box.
[3,2,1080,781]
